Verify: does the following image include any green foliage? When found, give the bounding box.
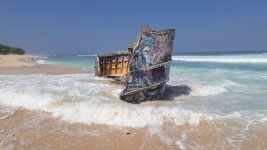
[0,44,26,55]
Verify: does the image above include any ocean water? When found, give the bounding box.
[1,52,267,148]
[36,54,96,71]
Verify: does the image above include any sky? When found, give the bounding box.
[0,0,267,55]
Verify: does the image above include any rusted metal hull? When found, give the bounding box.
[95,25,175,103]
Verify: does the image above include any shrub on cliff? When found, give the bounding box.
[0,44,26,55]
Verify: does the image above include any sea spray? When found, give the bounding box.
[0,74,212,127]
[1,52,267,148]
[172,54,267,64]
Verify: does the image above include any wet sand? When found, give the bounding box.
[1,107,266,149]
[0,108,168,150]
[0,55,37,67]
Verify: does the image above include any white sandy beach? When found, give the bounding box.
[0,55,87,75]
[0,55,37,67]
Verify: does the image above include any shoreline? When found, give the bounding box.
[1,54,267,149]
[0,64,88,75]
[0,54,174,149]
[1,106,266,149]
[0,55,38,68]
[0,54,88,75]
[0,107,169,149]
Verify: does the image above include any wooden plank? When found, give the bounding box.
[97,51,129,57]
[121,54,124,74]
[96,52,130,77]
[109,56,112,75]
[102,57,106,76]
[115,56,118,74]
[126,54,129,72]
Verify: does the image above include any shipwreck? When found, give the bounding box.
[95,25,175,103]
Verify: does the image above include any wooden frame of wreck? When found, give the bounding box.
[95,51,130,78]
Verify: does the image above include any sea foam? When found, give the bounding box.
[76,54,96,57]
[172,55,267,64]
[36,59,46,64]
[0,74,211,127]
[0,106,15,120]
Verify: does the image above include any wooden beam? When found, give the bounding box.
[115,55,118,74]
[109,56,112,75]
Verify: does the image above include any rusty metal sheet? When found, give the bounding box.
[120,25,175,103]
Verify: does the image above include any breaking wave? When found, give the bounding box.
[76,54,96,57]
[172,55,267,64]
[189,80,238,97]
[36,59,46,64]
[0,74,211,127]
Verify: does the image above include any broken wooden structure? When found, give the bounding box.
[95,51,130,78]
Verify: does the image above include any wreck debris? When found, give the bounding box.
[95,25,175,103]
[95,51,130,78]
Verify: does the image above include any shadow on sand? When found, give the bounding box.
[162,85,191,100]
[126,85,191,104]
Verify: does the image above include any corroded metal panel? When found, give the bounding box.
[120,26,175,103]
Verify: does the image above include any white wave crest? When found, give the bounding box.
[0,74,211,127]
[36,59,46,64]
[189,80,238,97]
[77,54,96,57]
[172,56,267,64]
[190,85,227,96]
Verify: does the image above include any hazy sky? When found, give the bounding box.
[0,0,267,54]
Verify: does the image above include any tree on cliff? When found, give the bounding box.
[0,44,26,55]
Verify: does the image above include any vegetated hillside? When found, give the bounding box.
[0,44,26,55]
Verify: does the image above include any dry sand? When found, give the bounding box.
[0,64,87,75]
[0,55,37,67]
[0,55,87,75]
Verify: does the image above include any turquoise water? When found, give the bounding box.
[1,52,267,148]
[171,53,267,123]
[38,54,96,70]
[35,52,267,123]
